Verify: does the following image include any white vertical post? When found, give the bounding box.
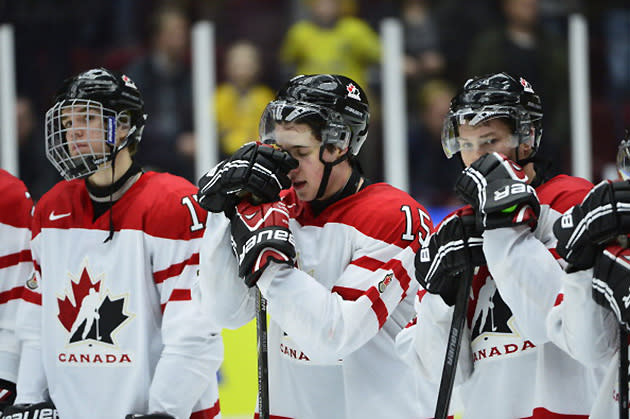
[191,21,217,183]
[0,24,18,176]
[568,13,592,180]
[380,18,409,192]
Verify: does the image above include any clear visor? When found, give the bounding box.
[617,140,630,180]
[45,99,125,180]
[259,100,351,150]
[441,106,524,159]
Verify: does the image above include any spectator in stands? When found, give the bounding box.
[280,0,383,182]
[215,41,275,158]
[279,0,380,90]
[401,0,444,90]
[466,0,569,174]
[124,5,196,181]
[408,79,460,208]
[16,96,59,201]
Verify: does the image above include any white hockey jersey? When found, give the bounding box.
[547,264,623,418]
[198,182,436,418]
[397,174,604,418]
[0,170,34,384]
[15,172,223,419]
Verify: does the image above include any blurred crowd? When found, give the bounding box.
[1,0,629,210]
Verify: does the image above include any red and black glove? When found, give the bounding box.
[0,379,15,413]
[415,206,486,306]
[592,243,630,331]
[554,180,630,272]
[197,142,298,214]
[230,200,296,287]
[455,152,540,231]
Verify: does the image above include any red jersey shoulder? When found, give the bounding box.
[33,179,88,236]
[0,169,34,227]
[136,172,207,239]
[329,182,432,247]
[536,174,594,214]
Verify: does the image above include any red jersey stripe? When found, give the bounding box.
[190,399,220,418]
[549,248,561,260]
[33,259,41,274]
[160,289,192,313]
[351,256,412,293]
[0,286,41,305]
[153,253,199,284]
[332,285,389,328]
[554,293,564,306]
[525,407,588,418]
[0,249,32,269]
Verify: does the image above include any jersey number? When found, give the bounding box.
[400,205,431,246]
[181,195,204,232]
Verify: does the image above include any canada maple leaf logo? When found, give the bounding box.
[57,266,130,345]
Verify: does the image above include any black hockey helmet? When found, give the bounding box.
[45,68,147,180]
[259,74,370,156]
[442,72,543,160]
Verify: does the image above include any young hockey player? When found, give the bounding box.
[0,170,33,414]
[196,74,436,418]
[548,133,630,418]
[397,72,602,418]
[6,68,223,419]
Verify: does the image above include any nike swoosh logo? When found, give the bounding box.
[244,212,258,220]
[49,211,71,221]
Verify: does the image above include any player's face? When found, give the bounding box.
[273,122,335,202]
[61,106,108,157]
[457,119,517,167]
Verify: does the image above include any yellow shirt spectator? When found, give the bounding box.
[215,84,275,156]
[280,16,381,89]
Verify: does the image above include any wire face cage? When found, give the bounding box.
[45,99,122,180]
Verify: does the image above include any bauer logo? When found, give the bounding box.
[57,262,134,349]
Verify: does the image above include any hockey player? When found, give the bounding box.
[0,170,34,414]
[6,68,223,419]
[396,72,602,418]
[196,74,435,418]
[548,133,630,418]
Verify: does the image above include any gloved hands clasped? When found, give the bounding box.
[197,142,298,215]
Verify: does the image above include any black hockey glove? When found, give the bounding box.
[125,414,175,419]
[0,379,15,413]
[2,401,57,418]
[197,142,298,214]
[415,206,486,306]
[592,243,630,331]
[455,152,540,231]
[230,200,296,287]
[554,180,630,272]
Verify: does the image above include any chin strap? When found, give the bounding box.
[314,146,349,200]
[103,148,118,243]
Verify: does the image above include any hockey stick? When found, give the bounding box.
[620,321,629,419]
[256,288,270,419]
[434,220,476,419]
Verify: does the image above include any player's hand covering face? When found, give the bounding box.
[197,141,298,214]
